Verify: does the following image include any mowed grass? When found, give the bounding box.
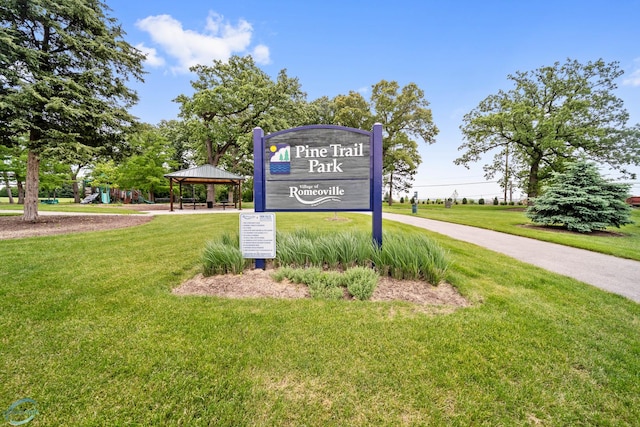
[1,212,639,426]
[0,199,141,215]
[385,203,640,261]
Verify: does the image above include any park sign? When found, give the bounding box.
[252,124,383,267]
[253,125,381,211]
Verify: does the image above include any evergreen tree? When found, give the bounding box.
[526,161,633,232]
[1,0,144,220]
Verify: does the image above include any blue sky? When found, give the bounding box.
[107,0,640,200]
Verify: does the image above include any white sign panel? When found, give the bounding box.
[240,213,276,259]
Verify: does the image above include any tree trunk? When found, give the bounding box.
[23,149,40,222]
[17,180,24,204]
[503,145,509,203]
[387,171,394,206]
[2,172,15,204]
[71,168,80,203]
[206,136,215,203]
[527,158,541,200]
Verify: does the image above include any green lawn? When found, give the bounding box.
[0,199,142,215]
[385,203,640,261]
[1,212,638,426]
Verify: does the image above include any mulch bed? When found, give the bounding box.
[0,214,153,240]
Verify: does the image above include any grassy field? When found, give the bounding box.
[1,212,639,426]
[0,198,143,215]
[384,203,640,261]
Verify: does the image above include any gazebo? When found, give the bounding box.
[164,164,245,212]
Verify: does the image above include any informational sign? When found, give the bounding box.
[239,213,276,259]
[262,126,371,211]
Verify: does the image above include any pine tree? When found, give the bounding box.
[526,161,633,232]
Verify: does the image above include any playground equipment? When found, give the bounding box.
[80,193,100,204]
[136,194,155,204]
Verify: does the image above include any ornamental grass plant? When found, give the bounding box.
[202,233,247,275]
[269,228,449,283]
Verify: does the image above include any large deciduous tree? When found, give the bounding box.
[333,91,375,130]
[456,59,640,199]
[311,80,438,204]
[174,55,308,204]
[0,0,144,221]
[326,82,438,204]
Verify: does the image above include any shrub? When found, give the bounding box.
[478,198,485,205]
[308,272,345,300]
[344,267,379,300]
[271,267,344,300]
[462,197,468,205]
[270,266,378,300]
[0,187,18,197]
[493,197,499,205]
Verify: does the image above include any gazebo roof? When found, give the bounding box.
[164,164,245,184]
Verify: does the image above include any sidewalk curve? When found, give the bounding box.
[382,212,640,303]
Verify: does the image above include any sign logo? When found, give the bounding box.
[4,398,38,426]
[289,184,344,206]
[269,143,290,175]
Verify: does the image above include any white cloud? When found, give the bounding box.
[252,45,271,65]
[135,43,165,67]
[135,11,270,74]
[623,58,640,87]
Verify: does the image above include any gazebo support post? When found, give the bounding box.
[169,179,174,212]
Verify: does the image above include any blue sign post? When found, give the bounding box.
[253,124,383,269]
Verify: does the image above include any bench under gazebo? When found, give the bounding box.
[164,165,245,212]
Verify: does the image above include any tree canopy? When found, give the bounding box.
[318,82,438,204]
[0,0,145,220]
[456,59,640,199]
[173,55,309,202]
[116,127,175,200]
[526,160,633,233]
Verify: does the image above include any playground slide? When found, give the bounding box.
[80,193,100,204]
[137,195,155,204]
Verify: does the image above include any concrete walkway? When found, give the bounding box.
[382,212,640,303]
